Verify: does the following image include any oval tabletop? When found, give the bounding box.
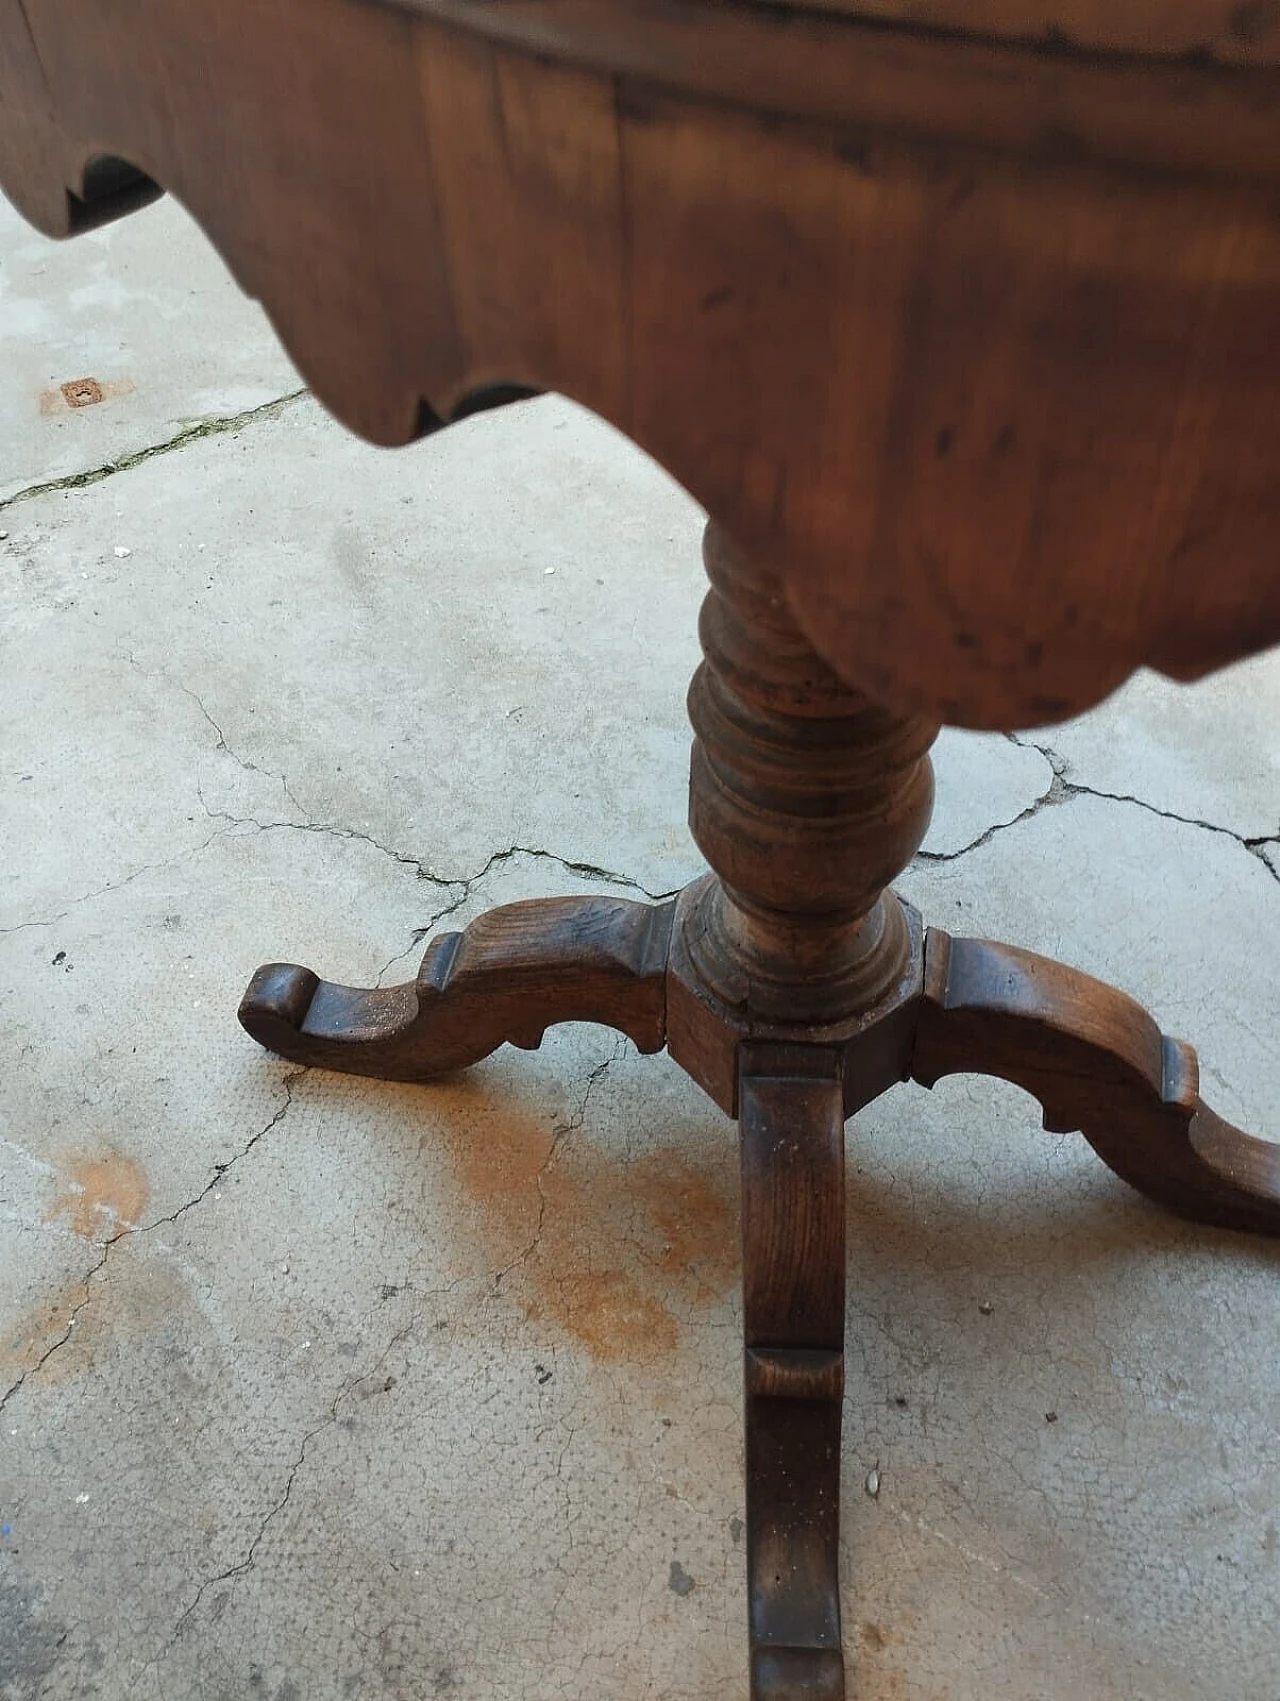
[3,0,1279,727]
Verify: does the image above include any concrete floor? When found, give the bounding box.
[1,190,1278,1701]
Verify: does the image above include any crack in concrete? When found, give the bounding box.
[167,1420,321,1639]
[914,770,1066,866]
[136,1069,308,1236]
[375,848,681,985]
[0,1242,110,1417]
[1,639,335,938]
[0,1072,304,1416]
[913,734,1279,884]
[439,843,681,910]
[121,651,309,822]
[0,827,230,937]
[1008,733,1280,885]
[197,797,681,984]
[209,809,460,887]
[0,390,308,516]
[204,811,679,911]
[165,1314,418,1649]
[493,1039,626,1294]
[123,653,677,961]
[124,650,679,915]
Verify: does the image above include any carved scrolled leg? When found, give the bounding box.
[912,931,1280,1234]
[739,1045,848,1701]
[239,895,675,1079]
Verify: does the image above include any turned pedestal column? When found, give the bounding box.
[239,521,1280,1701]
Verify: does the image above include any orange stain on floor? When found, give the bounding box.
[0,1275,93,1389]
[534,1269,680,1361]
[630,1152,735,1301]
[45,1151,151,1239]
[437,1080,737,1363]
[37,375,135,415]
[0,1153,155,1394]
[0,1248,182,1394]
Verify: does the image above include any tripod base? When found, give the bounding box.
[239,889,1279,1701]
[239,521,1276,1700]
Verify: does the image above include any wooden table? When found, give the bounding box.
[4,1,1279,1693]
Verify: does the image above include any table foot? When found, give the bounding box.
[233,514,1275,1701]
[238,895,675,1081]
[913,931,1280,1235]
[739,1046,848,1701]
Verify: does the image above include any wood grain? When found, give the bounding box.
[913,931,1280,1232]
[406,0,1280,178]
[239,895,674,1079]
[736,0,1280,64]
[19,0,466,443]
[224,505,1280,1701]
[6,0,1280,723]
[739,1046,848,1701]
[666,526,928,1114]
[0,0,157,234]
[415,31,630,413]
[8,8,1280,1696]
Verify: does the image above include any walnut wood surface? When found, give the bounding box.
[739,1047,848,1701]
[5,0,1280,725]
[913,931,1280,1232]
[667,525,930,1114]
[8,5,1278,1689]
[230,519,1279,1695]
[0,0,157,234]
[409,0,1280,172]
[733,0,1280,63]
[238,896,674,1080]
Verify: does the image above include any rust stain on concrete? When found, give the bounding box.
[0,1276,92,1389]
[45,1152,150,1239]
[60,377,105,407]
[439,1083,735,1363]
[0,1248,183,1394]
[630,1152,735,1300]
[535,1269,679,1360]
[38,376,135,415]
